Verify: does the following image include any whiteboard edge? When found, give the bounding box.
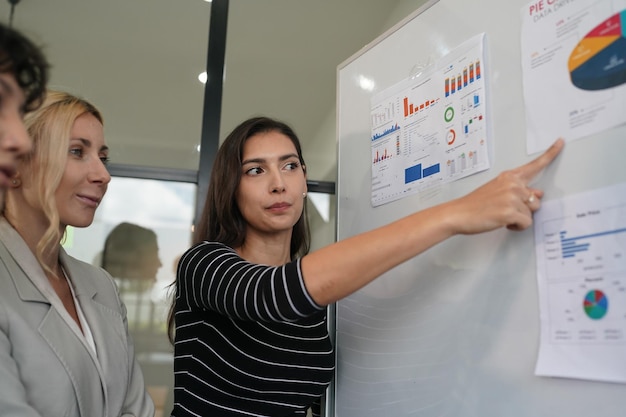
[336,0,441,72]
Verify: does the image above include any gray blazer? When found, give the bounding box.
[0,218,155,417]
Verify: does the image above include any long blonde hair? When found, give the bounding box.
[20,90,103,273]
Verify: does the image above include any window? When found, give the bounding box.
[63,176,196,415]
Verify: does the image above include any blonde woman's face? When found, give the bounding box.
[56,113,110,228]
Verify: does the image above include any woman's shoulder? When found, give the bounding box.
[183,241,237,258]
[191,240,232,250]
[178,241,251,273]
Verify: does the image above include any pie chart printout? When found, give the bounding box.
[583,289,609,320]
[569,9,626,90]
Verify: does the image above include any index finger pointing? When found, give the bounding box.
[515,138,565,183]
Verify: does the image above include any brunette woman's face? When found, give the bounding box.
[0,72,31,195]
[235,131,307,238]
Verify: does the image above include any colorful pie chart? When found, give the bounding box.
[583,289,608,320]
[568,9,626,90]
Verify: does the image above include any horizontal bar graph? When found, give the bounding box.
[560,227,626,258]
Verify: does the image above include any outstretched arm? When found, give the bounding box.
[302,138,565,306]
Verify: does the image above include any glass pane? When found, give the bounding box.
[63,177,196,415]
[308,191,337,251]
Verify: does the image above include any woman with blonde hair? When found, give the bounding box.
[0,90,154,417]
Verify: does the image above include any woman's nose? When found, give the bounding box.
[1,111,32,156]
[271,183,286,193]
[270,170,286,193]
[90,158,112,184]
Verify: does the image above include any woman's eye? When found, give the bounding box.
[100,156,111,165]
[69,148,84,157]
[245,167,263,176]
[285,161,300,170]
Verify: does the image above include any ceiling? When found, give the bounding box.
[5,0,414,180]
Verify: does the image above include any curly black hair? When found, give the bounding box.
[0,23,49,112]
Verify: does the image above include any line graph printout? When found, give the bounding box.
[534,182,626,383]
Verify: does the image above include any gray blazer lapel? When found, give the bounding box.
[0,245,47,304]
[61,250,132,416]
[38,307,106,417]
[0,219,50,305]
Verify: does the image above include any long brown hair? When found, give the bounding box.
[167,117,311,343]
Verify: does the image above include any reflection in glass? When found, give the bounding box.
[102,222,163,333]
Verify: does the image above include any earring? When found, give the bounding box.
[11,179,20,186]
[302,192,307,198]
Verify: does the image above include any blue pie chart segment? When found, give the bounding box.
[569,10,626,90]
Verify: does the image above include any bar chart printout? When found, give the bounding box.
[369,33,490,207]
[534,182,626,383]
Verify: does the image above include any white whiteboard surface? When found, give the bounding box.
[334,0,626,416]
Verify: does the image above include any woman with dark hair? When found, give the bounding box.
[168,116,564,417]
[0,22,48,204]
[194,117,310,258]
[0,22,48,115]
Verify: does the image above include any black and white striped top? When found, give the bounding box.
[171,242,335,417]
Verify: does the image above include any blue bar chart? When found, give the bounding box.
[541,207,626,280]
[559,228,626,259]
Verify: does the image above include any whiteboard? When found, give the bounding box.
[334,0,626,416]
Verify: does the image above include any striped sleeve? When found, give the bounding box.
[176,241,324,322]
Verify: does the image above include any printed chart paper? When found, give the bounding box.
[369,34,490,207]
[521,0,626,154]
[534,182,626,383]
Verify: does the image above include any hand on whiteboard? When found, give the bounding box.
[450,138,564,234]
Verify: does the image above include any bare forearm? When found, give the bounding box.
[301,202,456,305]
[301,139,564,306]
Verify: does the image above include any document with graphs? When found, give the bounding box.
[369,34,490,206]
[534,182,626,383]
